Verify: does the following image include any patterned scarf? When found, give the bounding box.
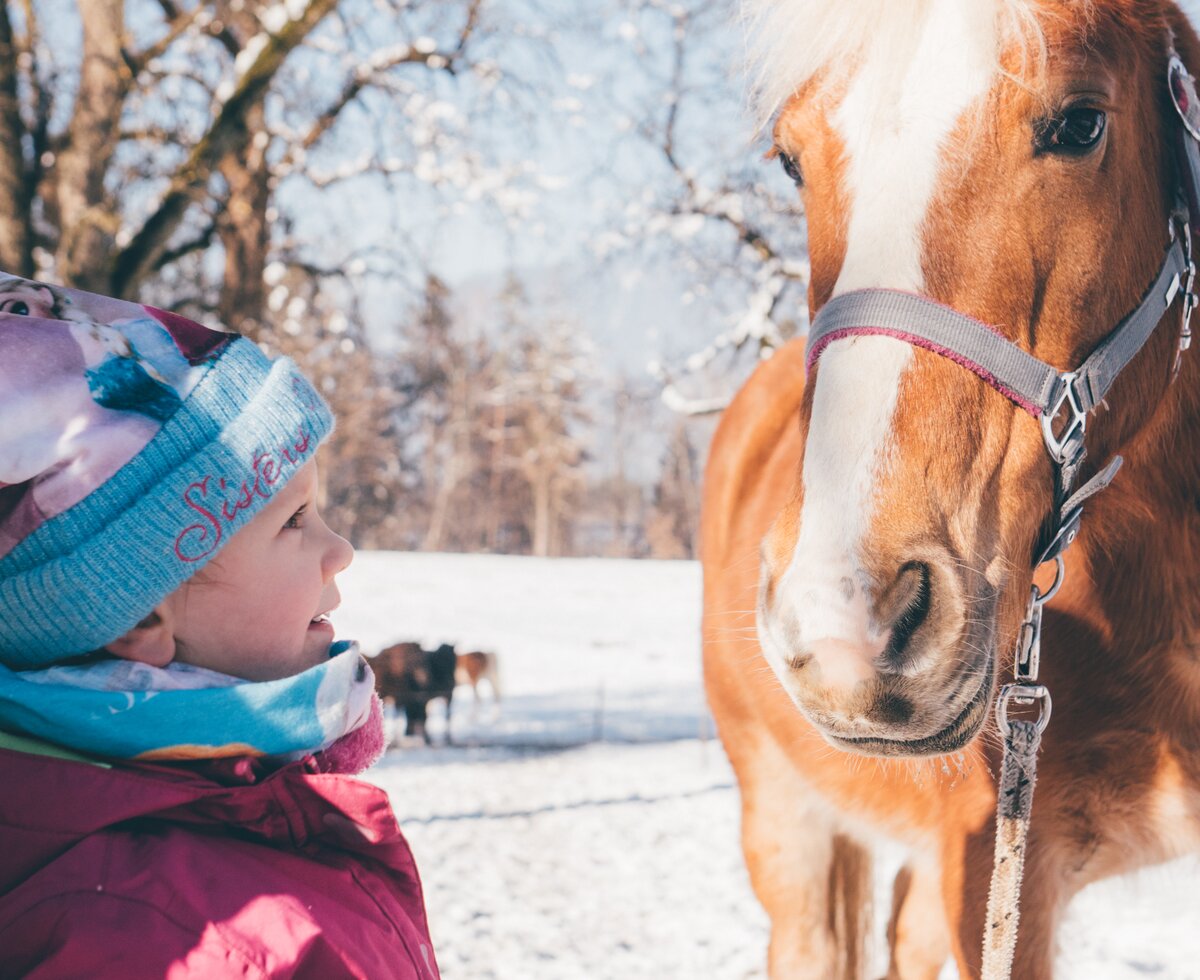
[0,640,377,763]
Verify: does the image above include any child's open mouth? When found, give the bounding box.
[308,613,333,632]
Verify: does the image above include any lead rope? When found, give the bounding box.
[979,400,1122,980]
[981,720,1042,978]
[979,204,1196,979]
[980,556,1059,980]
[979,126,1200,972]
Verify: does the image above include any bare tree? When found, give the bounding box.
[645,418,700,558]
[0,0,547,322]
[0,0,579,551]
[596,0,810,414]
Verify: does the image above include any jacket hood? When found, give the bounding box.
[0,732,408,894]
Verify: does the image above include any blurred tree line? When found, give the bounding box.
[333,269,702,558]
[0,0,801,559]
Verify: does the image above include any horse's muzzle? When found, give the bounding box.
[757,549,997,756]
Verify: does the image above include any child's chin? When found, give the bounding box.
[302,625,336,662]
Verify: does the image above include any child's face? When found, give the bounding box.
[164,461,354,681]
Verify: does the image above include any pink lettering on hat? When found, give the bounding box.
[174,426,314,563]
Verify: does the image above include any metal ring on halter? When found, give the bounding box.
[995,683,1053,738]
[1170,54,1200,141]
[1032,555,1066,607]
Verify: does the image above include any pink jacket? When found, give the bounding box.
[0,735,440,979]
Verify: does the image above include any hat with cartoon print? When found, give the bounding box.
[0,273,334,667]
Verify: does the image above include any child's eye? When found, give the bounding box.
[283,505,307,530]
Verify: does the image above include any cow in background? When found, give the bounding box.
[372,641,457,745]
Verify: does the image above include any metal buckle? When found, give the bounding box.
[1013,555,1063,684]
[1173,219,1197,380]
[996,683,1053,737]
[1040,372,1086,465]
[1014,601,1043,683]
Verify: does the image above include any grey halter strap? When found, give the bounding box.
[805,50,1200,530]
[805,236,1189,426]
[804,209,1195,562]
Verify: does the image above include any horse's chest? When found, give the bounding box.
[1146,736,1200,854]
[1045,699,1200,886]
[1089,739,1200,876]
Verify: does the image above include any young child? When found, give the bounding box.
[0,274,440,978]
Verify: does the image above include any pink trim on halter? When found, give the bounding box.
[807,326,1044,417]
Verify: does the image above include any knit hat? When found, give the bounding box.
[0,272,334,668]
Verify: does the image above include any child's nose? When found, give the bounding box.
[323,528,354,580]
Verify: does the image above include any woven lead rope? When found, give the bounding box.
[981,719,1042,980]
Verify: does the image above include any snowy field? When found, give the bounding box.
[335,552,1200,980]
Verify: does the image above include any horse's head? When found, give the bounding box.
[754,0,1197,755]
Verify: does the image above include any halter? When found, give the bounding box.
[804,50,1200,664]
[802,48,1200,980]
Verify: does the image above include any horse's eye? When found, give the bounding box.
[778,151,803,186]
[1036,107,1107,154]
[1,300,30,315]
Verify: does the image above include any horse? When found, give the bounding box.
[455,651,502,704]
[372,641,458,745]
[702,2,1200,977]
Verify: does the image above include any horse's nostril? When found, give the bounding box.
[786,651,813,672]
[882,562,932,665]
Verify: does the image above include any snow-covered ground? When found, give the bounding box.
[336,552,1200,980]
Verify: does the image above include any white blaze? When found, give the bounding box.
[775,0,999,653]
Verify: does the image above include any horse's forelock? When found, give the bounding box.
[743,0,1047,127]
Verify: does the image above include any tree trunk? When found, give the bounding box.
[486,400,506,550]
[217,102,271,337]
[423,453,459,552]
[0,2,32,276]
[110,0,339,298]
[56,0,126,291]
[532,468,551,557]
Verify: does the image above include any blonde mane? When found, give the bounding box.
[742,0,1047,125]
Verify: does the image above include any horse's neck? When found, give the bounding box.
[1085,352,1200,663]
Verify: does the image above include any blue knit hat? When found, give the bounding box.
[0,273,334,668]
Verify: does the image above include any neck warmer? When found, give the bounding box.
[0,640,378,764]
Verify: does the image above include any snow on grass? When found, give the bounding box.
[336,552,1200,980]
[372,740,765,980]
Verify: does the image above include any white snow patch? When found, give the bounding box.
[335,553,1200,979]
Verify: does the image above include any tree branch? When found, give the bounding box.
[652,7,788,268]
[111,0,340,297]
[453,0,483,59]
[155,0,241,57]
[129,3,208,76]
[275,0,481,178]
[21,0,53,207]
[154,217,219,270]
